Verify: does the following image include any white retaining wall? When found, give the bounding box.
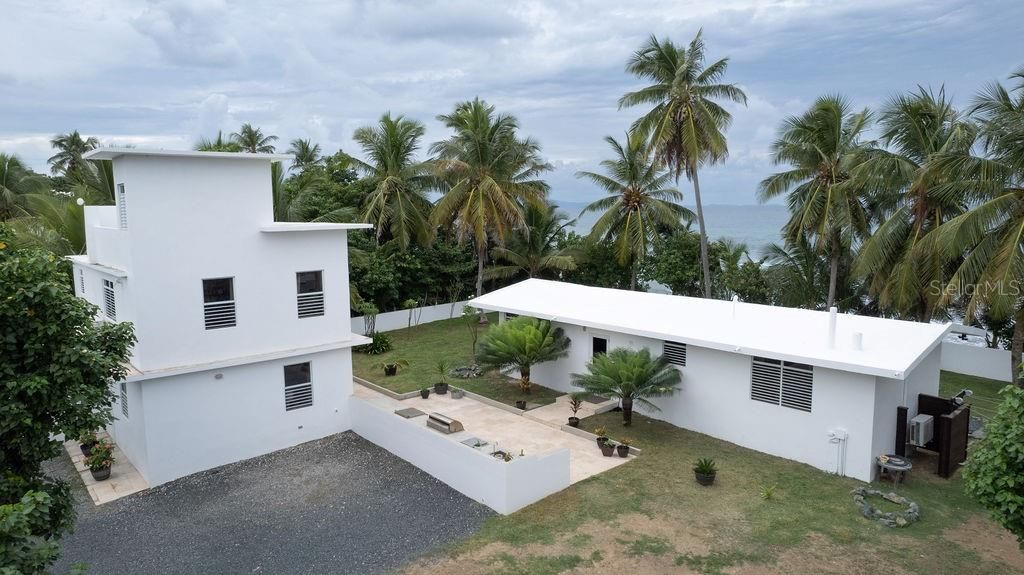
[351,300,469,335]
[350,397,570,514]
[941,341,1012,383]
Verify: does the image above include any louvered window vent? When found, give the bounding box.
[203,277,236,329]
[750,356,813,412]
[284,362,313,411]
[664,340,687,366]
[103,279,116,320]
[296,271,325,318]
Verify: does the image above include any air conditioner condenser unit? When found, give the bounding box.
[909,414,934,447]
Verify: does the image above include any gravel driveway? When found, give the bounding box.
[52,432,493,574]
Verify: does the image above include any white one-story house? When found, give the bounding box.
[470,279,950,482]
[71,148,370,486]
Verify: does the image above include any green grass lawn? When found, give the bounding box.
[352,313,562,407]
[939,370,1011,420]
[412,411,1017,575]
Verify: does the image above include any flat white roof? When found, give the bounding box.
[469,279,950,379]
[260,222,372,232]
[84,147,292,162]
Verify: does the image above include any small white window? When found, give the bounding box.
[78,269,86,294]
[751,356,813,412]
[103,279,116,320]
[203,277,236,329]
[117,183,128,230]
[664,341,687,366]
[120,381,128,418]
[296,271,325,318]
[284,362,313,411]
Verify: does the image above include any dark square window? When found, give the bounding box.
[296,271,323,294]
[592,337,608,356]
[203,278,234,303]
[284,362,311,387]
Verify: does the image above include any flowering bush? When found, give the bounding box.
[85,440,114,471]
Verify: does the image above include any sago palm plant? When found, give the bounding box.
[476,316,570,394]
[571,347,681,426]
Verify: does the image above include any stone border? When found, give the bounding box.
[852,487,920,527]
[354,376,421,400]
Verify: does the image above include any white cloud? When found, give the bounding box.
[1,0,1020,204]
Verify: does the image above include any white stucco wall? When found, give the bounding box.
[351,300,469,335]
[531,320,885,481]
[107,380,150,480]
[941,340,1012,383]
[350,396,571,514]
[115,348,353,486]
[874,345,942,466]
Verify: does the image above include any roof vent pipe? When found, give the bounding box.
[732,295,739,319]
[852,331,863,351]
[828,306,838,348]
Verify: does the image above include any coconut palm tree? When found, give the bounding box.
[485,202,576,281]
[576,132,692,290]
[763,240,827,309]
[195,131,242,152]
[571,347,681,426]
[352,113,433,248]
[287,138,322,172]
[758,95,874,309]
[48,131,99,177]
[270,162,355,224]
[476,316,571,393]
[430,98,551,298]
[934,68,1024,384]
[853,88,976,321]
[230,123,278,153]
[619,31,747,299]
[0,154,48,220]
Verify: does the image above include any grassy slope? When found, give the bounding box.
[939,370,1011,420]
[353,313,562,407]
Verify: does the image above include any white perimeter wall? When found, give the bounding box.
[941,341,1012,382]
[350,397,570,514]
[351,300,469,335]
[531,321,882,481]
[110,348,353,486]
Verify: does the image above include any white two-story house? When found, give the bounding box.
[72,148,370,486]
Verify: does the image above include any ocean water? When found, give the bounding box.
[555,201,790,259]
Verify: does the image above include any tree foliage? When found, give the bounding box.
[964,384,1024,547]
[570,347,681,426]
[476,317,571,393]
[0,226,135,573]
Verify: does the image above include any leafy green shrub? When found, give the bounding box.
[964,385,1024,548]
[355,331,392,355]
[760,484,777,500]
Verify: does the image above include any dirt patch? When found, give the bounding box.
[726,534,913,575]
[943,516,1024,572]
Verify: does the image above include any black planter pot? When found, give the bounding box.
[80,441,97,457]
[616,445,630,458]
[568,417,580,428]
[420,389,430,399]
[384,365,398,376]
[695,472,716,486]
[434,382,449,395]
[599,443,616,457]
[596,436,609,448]
[90,466,111,481]
[515,400,527,410]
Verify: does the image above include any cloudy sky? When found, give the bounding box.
[2,0,1020,205]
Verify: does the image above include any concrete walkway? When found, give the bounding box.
[525,393,617,427]
[63,431,148,505]
[353,385,631,483]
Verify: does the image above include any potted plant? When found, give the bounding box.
[372,358,409,377]
[420,387,430,399]
[79,430,99,456]
[567,393,584,427]
[515,400,527,410]
[433,359,451,395]
[594,426,609,447]
[617,438,632,458]
[694,458,717,486]
[86,440,114,481]
[600,441,616,457]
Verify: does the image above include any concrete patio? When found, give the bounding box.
[353,384,631,483]
[62,431,148,505]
